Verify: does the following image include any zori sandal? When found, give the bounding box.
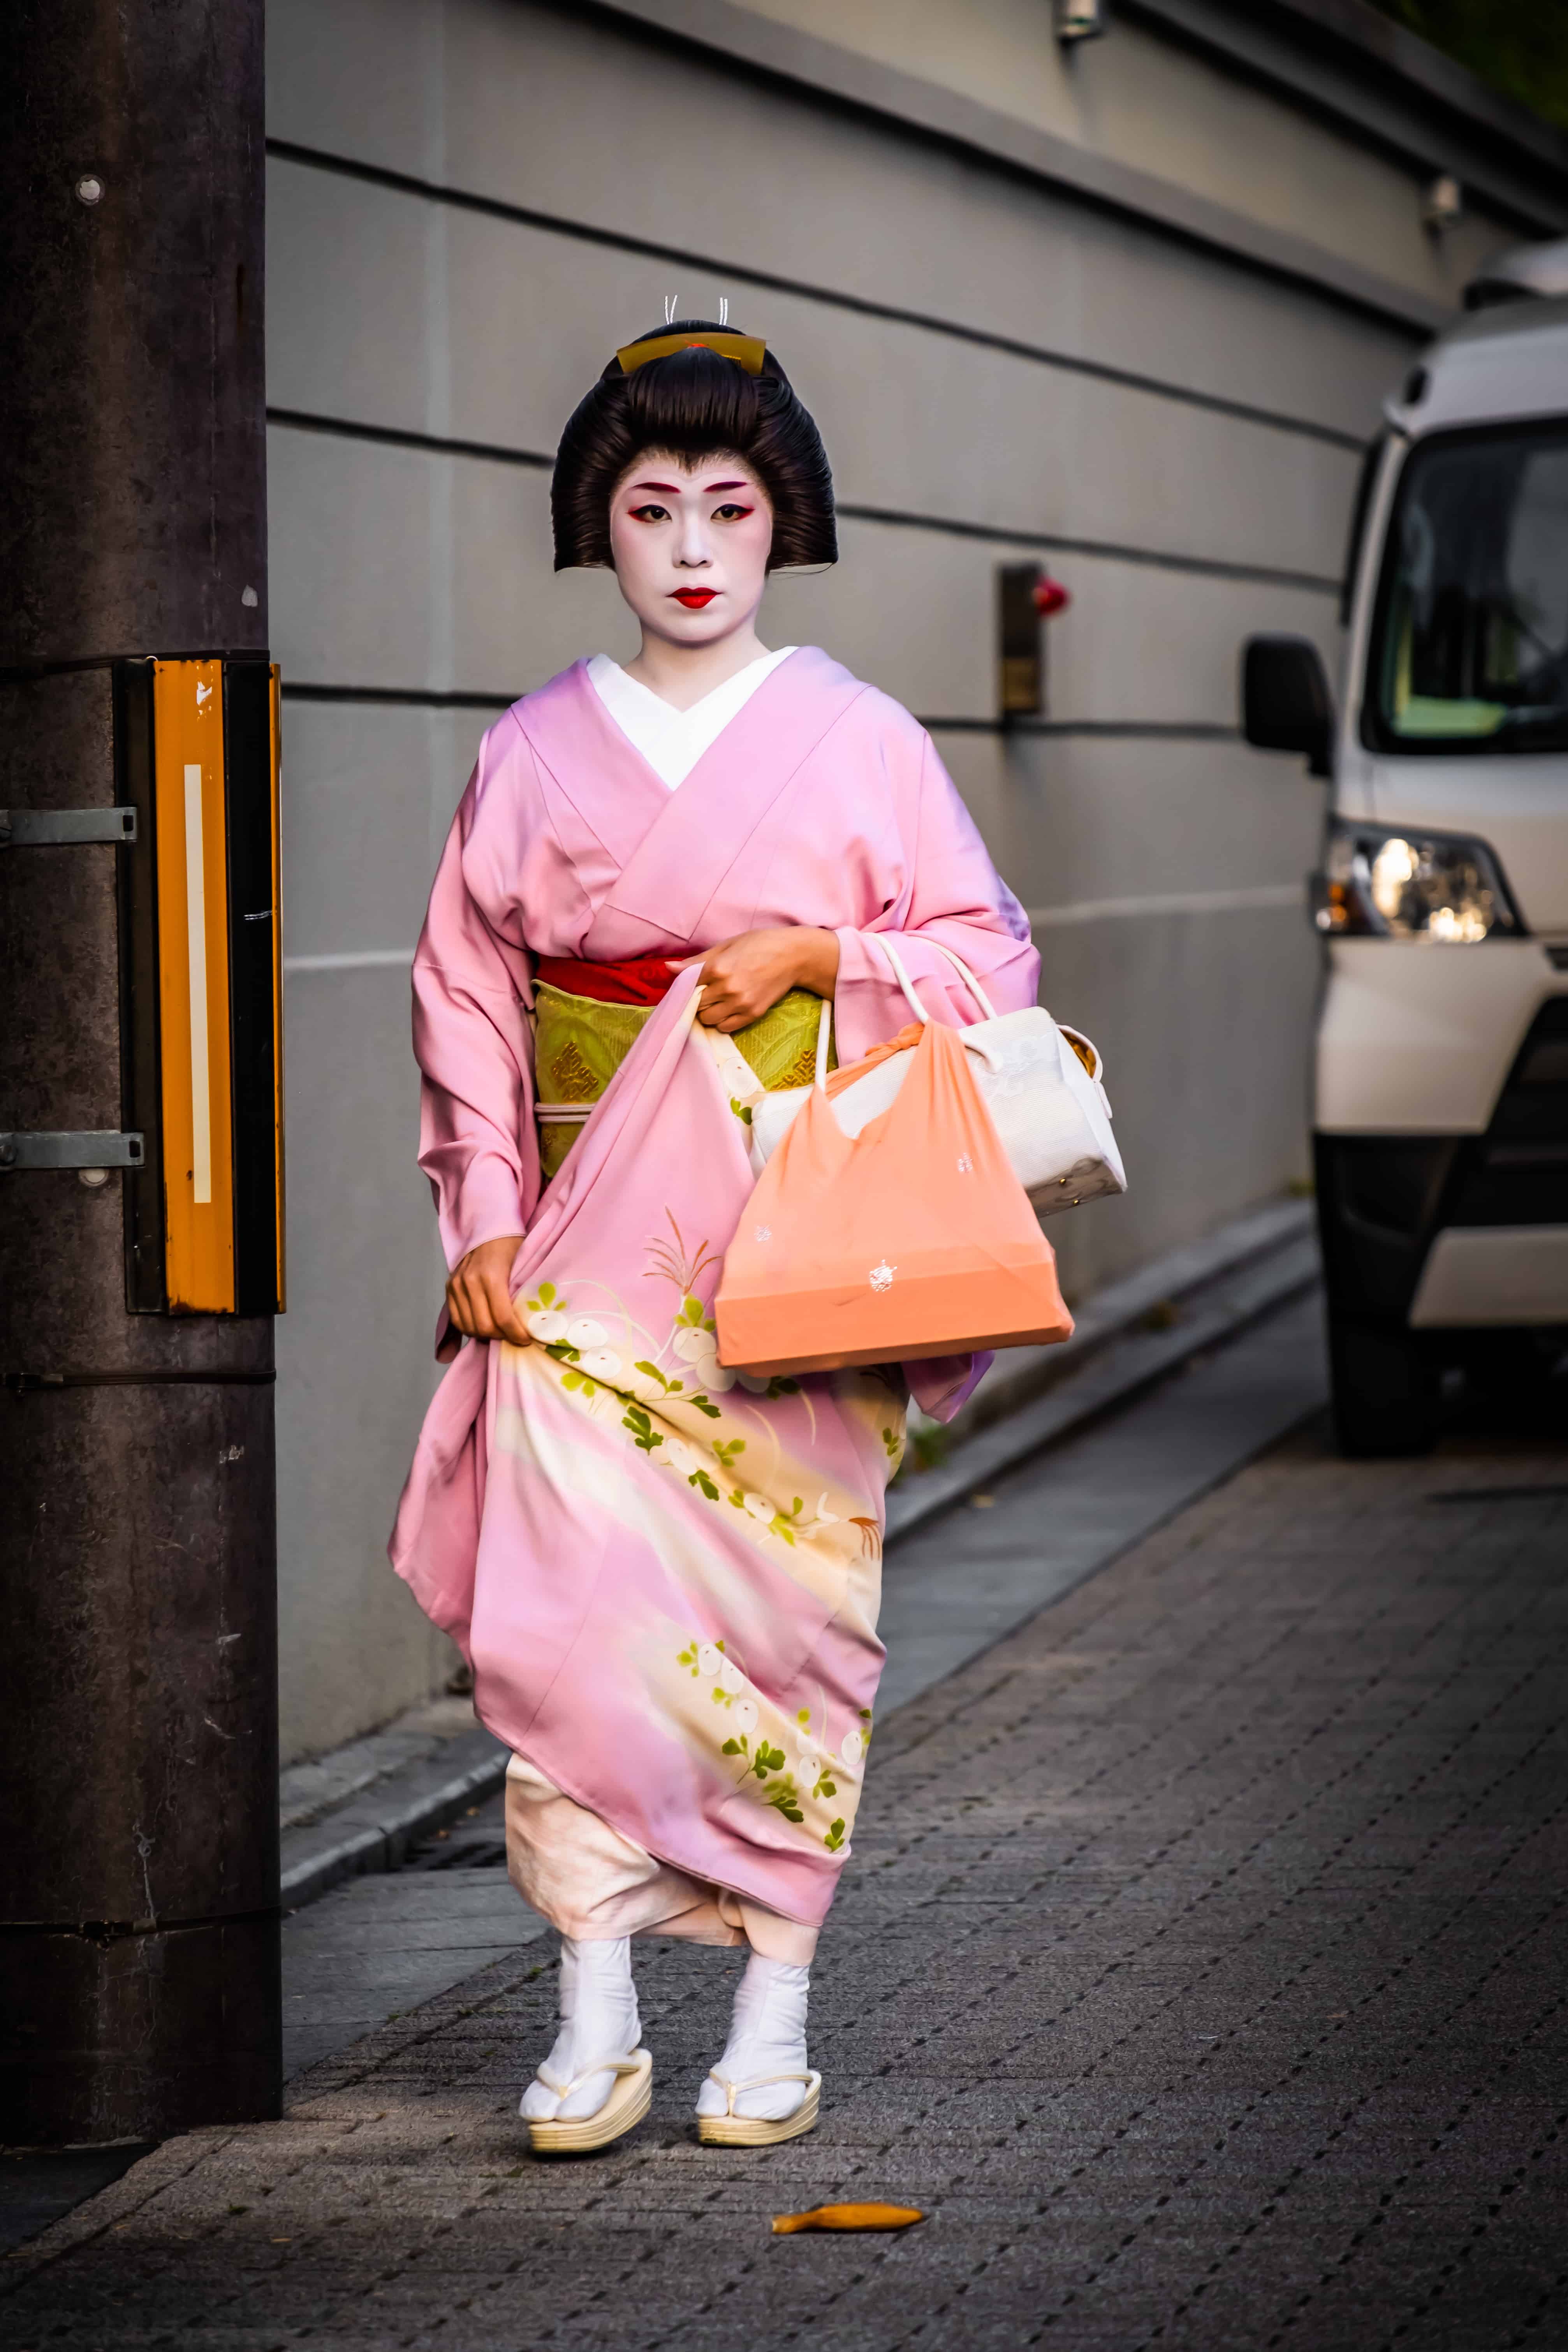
[524,2048,653,2156]
[696,2068,821,2148]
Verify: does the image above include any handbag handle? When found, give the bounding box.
[870,932,1000,1025]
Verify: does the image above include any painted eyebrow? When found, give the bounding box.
[624,478,753,495]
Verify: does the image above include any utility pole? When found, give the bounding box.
[0,1,281,2141]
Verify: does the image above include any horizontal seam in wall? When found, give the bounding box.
[1027,883,1304,924]
[284,949,416,974]
[282,887,1304,971]
[925,719,1241,738]
[278,682,1249,732]
[265,140,1368,454]
[267,410,1339,595]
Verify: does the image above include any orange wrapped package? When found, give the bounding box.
[715,1012,1074,1376]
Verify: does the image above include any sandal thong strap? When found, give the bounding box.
[707,2067,815,2118]
[536,2050,645,2102]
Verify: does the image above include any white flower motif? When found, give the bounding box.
[664,1437,698,1475]
[737,1372,772,1394]
[718,1655,744,1695]
[698,1642,722,1680]
[673,1323,736,1392]
[754,1224,773,1243]
[576,1347,621,1382]
[672,1327,711,1362]
[732,1697,759,1735]
[565,1316,609,1349]
[797,1749,822,1782]
[869,1261,897,1293]
[841,1727,864,1766]
[697,1356,736,1393]
[743,1492,775,1525]
[527,1308,568,1343]
[956,1152,973,1175]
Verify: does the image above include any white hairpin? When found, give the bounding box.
[718,296,729,327]
[664,292,680,326]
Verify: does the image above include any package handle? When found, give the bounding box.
[870,932,1000,1025]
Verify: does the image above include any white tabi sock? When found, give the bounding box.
[519,1936,640,2124]
[696,1952,811,2124]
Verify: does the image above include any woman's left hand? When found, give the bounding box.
[670,927,839,1031]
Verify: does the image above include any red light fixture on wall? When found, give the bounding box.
[999,562,1072,718]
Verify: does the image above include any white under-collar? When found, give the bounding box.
[587,646,796,789]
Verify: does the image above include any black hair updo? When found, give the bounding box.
[551,319,837,573]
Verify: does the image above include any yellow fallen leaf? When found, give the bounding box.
[773,2202,925,2234]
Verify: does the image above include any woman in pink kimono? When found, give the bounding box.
[392,319,1038,2153]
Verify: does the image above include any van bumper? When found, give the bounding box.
[1315,938,1568,1132]
[1315,987,1568,1333]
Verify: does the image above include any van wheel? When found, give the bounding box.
[1327,1310,1438,1458]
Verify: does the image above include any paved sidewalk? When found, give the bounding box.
[5,1422,1566,2350]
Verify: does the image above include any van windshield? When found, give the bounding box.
[1367,421,1568,754]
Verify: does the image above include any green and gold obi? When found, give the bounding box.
[533,981,835,1182]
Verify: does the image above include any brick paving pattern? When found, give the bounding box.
[4,1422,1566,2350]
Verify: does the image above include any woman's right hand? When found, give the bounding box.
[445,1235,528,1344]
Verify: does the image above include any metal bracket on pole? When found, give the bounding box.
[0,1132,145,1170]
[0,807,138,846]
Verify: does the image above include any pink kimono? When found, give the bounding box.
[391,647,1038,1951]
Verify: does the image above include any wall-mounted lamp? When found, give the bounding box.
[1422,173,1463,232]
[999,563,1073,719]
[1056,0,1105,41]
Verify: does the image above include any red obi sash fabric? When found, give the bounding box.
[533,954,680,1007]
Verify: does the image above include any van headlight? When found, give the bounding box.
[1310,820,1523,941]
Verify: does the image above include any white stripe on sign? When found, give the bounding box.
[183,762,212,1205]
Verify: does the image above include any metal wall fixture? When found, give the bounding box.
[1423,173,1464,231]
[998,561,1074,720]
[1055,0,1106,42]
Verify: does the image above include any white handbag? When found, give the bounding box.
[743,935,1127,1217]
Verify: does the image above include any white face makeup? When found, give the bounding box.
[607,453,774,653]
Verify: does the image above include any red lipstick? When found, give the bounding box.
[671,588,718,609]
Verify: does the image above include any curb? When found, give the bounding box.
[280,1728,509,1910]
[280,1195,1319,1912]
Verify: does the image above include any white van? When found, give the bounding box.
[1242,244,1568,1456]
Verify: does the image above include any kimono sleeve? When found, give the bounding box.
[412,728,540,1274]
[832,726,1039,1060]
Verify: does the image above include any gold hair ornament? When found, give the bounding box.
[616,330,766,376]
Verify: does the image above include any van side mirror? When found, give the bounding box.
[1241,635,1334,778]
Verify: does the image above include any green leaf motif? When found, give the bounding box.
[824,1819,846,1853]
[729,1098,754,1126]
[721,1738,741,1755]
[679,1295,705,1327]
[690,1469,720,1500]
[690,1394,722,1418]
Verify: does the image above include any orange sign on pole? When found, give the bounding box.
[151,659,237,1313]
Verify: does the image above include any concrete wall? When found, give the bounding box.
[265,0,1521,1761]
